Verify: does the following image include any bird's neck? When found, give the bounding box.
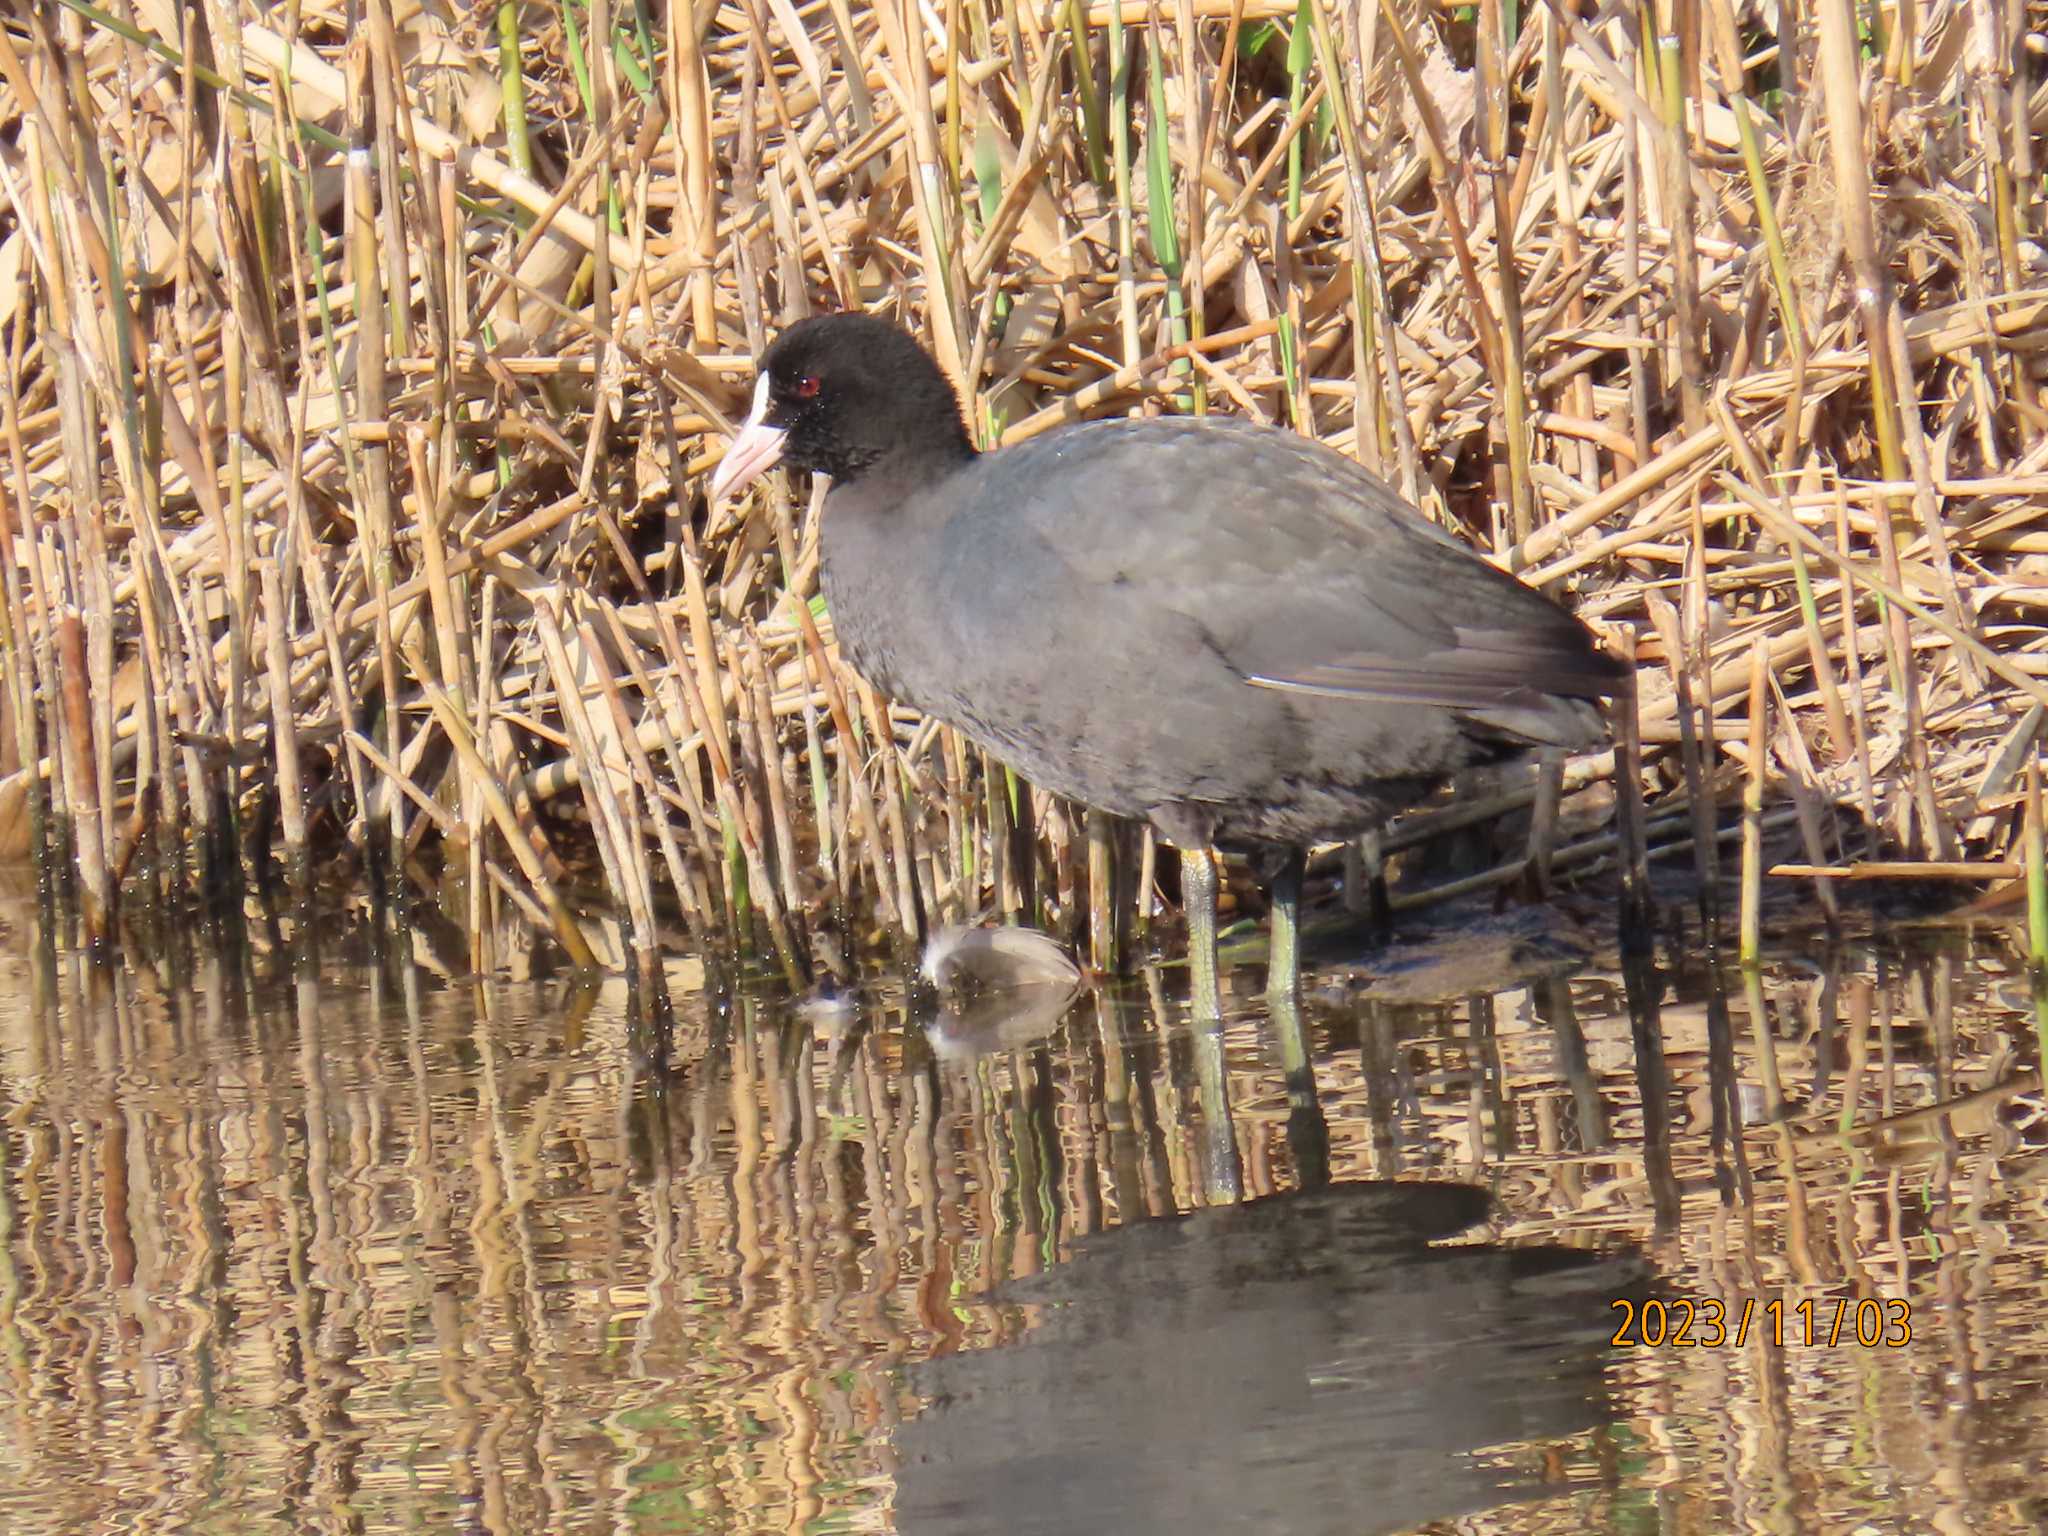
[836,426,977,498]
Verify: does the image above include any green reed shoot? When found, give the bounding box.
[1146,32,1191,394]
[1285,0,1311,220]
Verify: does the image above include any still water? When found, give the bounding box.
[0,873,2043,1535]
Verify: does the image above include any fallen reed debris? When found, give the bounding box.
[0,2,2042,973]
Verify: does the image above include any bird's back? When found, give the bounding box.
[823,414,1621,847]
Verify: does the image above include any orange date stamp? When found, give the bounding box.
[1610,1296,1913,1349]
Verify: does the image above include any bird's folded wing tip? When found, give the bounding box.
[1248,654,1629,708]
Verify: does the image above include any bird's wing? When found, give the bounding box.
[976,418,1624,715]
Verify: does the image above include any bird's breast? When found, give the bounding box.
[818,510,938,707]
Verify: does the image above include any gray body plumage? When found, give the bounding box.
[820,415,1616,854]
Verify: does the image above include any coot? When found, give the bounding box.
[710,313,1624,1006]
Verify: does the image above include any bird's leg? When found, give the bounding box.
[1267,846,1307,999]
[1191,1012,1243,1204]
[1180,846,1222,1021]
[1270,988,1329,1189]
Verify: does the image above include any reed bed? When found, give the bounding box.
[0,0,2042,974]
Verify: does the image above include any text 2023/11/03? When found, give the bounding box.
[1611,1296,1913,1349]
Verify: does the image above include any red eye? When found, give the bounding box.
[792,374,822,400]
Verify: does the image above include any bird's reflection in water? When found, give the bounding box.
[908,924,1085,1062]
[921,980,1081,1062]
[896,968,1646,1536]
[897,1179,1644,1536]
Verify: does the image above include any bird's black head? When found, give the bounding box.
[709,314,975,505]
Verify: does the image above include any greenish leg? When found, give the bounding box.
[1181,845,1221,1022]
[1191,1012,1243,1204]
[1267,847,1305,1000]
[1270,986,1329,1189]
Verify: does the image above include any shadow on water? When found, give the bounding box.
[1,867,2047,1533]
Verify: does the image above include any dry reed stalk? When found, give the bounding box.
[53,613,107,944]
[78,511,117,905]
[1776,860,2022,882]
[1086,808,1116,974]
[1739,639,1766,966]
[1476,0,1534,547]
[471,575,504,971]
[1830,484,1879,828]
[719,630,806,981]
[0,321,44,858]
[857,676,921,939]
[1612,631,1650,945]
[1616,53,1652,467]
[937,726,970,924]
[1650,8,1705,434]
[2028,757,2048,971]
[402,430,471,725]
[739,630,797,919]
[1540,7,1597,495]
[258,558,307,886]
